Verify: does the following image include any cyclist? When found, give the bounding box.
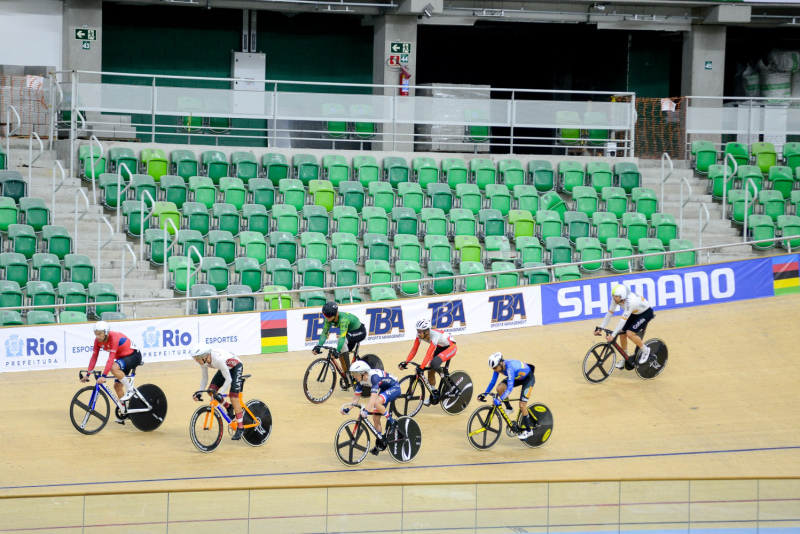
[398,318,456,406]
[81,321,142,406]
[477,352,537,440]
[312,302,367,389]
[190,343,246,441]
[342,360,400,455]
[595,284,654,368]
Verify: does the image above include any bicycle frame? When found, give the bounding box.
[597,326,647,364]
[321,345,365,381]
[407,363,452,395]
[196,390,261,433]
[468,396,529,439]
[342,402,391,438]
[83,372,152,415]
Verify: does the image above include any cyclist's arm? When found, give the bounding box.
[198,365,209,393]
[335,316,351,352]
[317,320,331,348]
[610,302,633,336]
[420,342,437,368]
[599,301,620,330]
[87,339,101,372]
[216,362,233,395]
[404,337,421,362]
[365,375,383,413]
[484,371,499,395]
[101,337,120,376]
[499,361,522,400]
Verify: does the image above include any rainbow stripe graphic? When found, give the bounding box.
[772,255,800,296]
[261,311,288,354]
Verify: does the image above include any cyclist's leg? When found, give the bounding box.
[518,374,536,437]
[627,309,654,361]
[229,364,245,427]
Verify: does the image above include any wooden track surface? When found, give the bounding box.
[2,294,799,499]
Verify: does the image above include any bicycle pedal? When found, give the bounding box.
[115,418,126,425]
[370,447,381,456]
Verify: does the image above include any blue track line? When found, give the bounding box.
[3,444,799,492]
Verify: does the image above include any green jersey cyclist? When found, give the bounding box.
[312,302,368,390]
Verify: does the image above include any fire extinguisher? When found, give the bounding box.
[399,65,411,97]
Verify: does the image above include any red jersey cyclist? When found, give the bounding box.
[398,318,457,406]
[595,284,655,368]
[190,343,246,441]
[81,321,142,405]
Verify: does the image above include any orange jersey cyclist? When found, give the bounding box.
[478,352,537,440]
[398,318,457,406]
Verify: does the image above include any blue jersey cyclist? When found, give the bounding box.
[477,352,537,440]
[343,360,400,455]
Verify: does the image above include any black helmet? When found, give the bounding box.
[322,301,338,318]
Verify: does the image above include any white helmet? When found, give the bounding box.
[190,343,212,359]
[612,284,629,300]
[488,352,503,368]
[416,318,431,331]
[93,321,110,334]
[350,360,370,374]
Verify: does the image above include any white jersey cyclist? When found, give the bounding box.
[600,291,651,336]
[197,348,243,395]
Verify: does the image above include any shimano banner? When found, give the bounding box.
[541,257,776,325]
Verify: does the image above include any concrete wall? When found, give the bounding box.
[62,0,103,82]
[681,25,726,98]
[0,0,63,72]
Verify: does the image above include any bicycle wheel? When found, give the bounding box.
[520,403,554,449]
[303,358,336,404]
[391,375,425,418]
[128,384,168,432]
[361,353,383,371]
[242,400,272,447]
[636,339,669,380]
[70,386,110,435]
[467,405,503,451]
[582,342,617,384]
[439,371,473,415]
[189,405,223,453]
[387,416,422,463]
[334,419,371,466]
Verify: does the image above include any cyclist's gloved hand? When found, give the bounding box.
[192,392,203,402]
[330,349,340,357]
[213,393,224,403]
[311,345,322,355]
[360,409,370,419]
[493,397,502,407]
[398,361,408,370]
[477,393,486,403]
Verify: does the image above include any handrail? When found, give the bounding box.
[51,161,66,226]
[28,132,43,188]
[162,218,179,290]
[678,176,692,239]
[69,71,77,179]
[139,191,156,263]
[185,245,203,316]
[742,178,759,244]
[721,153,738,219]
[114,163,133,232]
[6,233,798,316]
[120,244,137,314]
[89,135,103,205]
[76,110,86,139]
[73,189,90,244]
[659,152,673,208]
[698,203,710,264]
[5,104,21,157]
[49,73,64,150]
[97,216,114,282]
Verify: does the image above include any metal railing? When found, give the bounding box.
[742,178,759,243]
[721,153,738,219]
[659,152,673,208]
[73,189,90,244]
[678,176,693,239]
[120,244,137,316]
[88,135,103,204]
[51,161,66,226]
[97,216,114,281]
[162,219,179,290]
[49,73,64,150]
[114,163,133,232]
[698,202,711,256]
[185,246,203,316]
[139,191,156,263]
[27,132,43,188]
[5,104,20,157]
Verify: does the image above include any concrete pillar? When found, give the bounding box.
[681,25,726,98]
[62,0,103,83]
[373,15,418,151]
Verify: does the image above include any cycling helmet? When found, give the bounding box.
[93,321,110,334]
[612,284,629,301]
[488,352,503,369]
[322,301,338,318]
[190,343,212,359]
[415,318,431,331]
[350,360,370,374]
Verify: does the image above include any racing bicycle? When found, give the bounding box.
[334,402,421,466]
[582,327,668,384]
[466,393,553,450]
[303,343,383,404]
[391,361,473,417]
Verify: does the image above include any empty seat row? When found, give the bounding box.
[0,279,119,319]
[692,141,800,175]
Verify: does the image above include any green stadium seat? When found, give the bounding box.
[65,254,95,288]
[78,145,106,180]
[99,311,127,321]
[239,231,268,265]
[747,215,776,250]
[32,253,62,287]
[728,189,755,225]
[235,257,263,293]
[201,151,229,185]
[535,210,563,241]
[130,174,157,207]
[170,257,197,294]
[271,204,299,236]
[301,205,329,236]
[0,197,19,233]
[19,198,49,232]
[545,236,572,265]
[528,160,555,193]
[0,252,29,287]
[391,207,418,237]
[144,229,171,266]
[454,235,481,266]
[751,142,777,174]
[109,147,137,180]
[230,151,259,184]
[426,183,453,214]
[690,141,717,175]
[736,165,763,193]
[485,235,511,267]
[370,286,398,302]
[293,154,320,187]
[783,143,800,174]
[398,182,424,214]
[332,206,359,237]
[330,258,359,288]
[523,262,550,285]
[455,183,482,215]
[159,175,188,209]
[606,237,634,272]
[448,208,476,239]
[218,177,246,211]
[465,108,490,144]
[188,176,216,209]
[383,157,410,189]
[0,147,5,171]
[556,111,581,147]
[8,224,37,260]
[558,161,585,195]
[470,158,496,190]
[459,261,486,292]
[575,237,603,272]
[265,258,295,290]
[792,190,800,216]
[98,173,127,210]
[278,178,307,212]
[177,229,206,258]
[766,166,794,200]
[395,259,422,297]
[338,181,366,213]
[363,233,391,264]
[650,213,678,247]
[200,256,229,292]
[442,158,468,190]
[0,170,26,203]
[248,178,276,211]
[0,309,24,325]
[585,112,608,148]
[512,185,539,217]
[242,204,270,236]
[268,231,297,265]
[299,285,327,307]
[296,258,326,288]
[300,232,329,265]
[0,280,23,309]
[484,184,511,216]
[181,202,210,236]
[498,159,525,190]
[308,180,336,212]
[227,284,256,313]
[591,212,620,246]
[564,211,590,244]
[420,208,447,237]
[207,230,236,265]
[586,162,613,193]
[637,238,666,271]
[539,191,568,220]
[758,190,785,222]
[413,157,440,189]
[351,104,376,140]
[507,210,535,241]
[392,234,422,264]
[601,187,628,219]
[58,281,88,315]
[60,310,88,324]
[88,282,120,317]
[708,165,735,200]
[423,234,452,267]
[191,284,219,315]
[170,150,198,181]
[368,181,397,213]
[622,212,649,248]
[334,288,363,305]
[777,215,800,249]
[262,153,290,187]
[140,148,169,182]
[428,260,455,295]
[322,155,351,188]
[631,187,658,221]
[572,186,599,218]
[478,209,506,241]
[27,310,56,325]
[353,155,380,188]
[514,236,544,268]
[669,239,696,268]
[211,203,241,236]
[365,259,392,289]
[491,262,518,289]
[263,285,293,310]
[322,103,347,139]
[361,207,389,237]
[152,202,181,235]
[614,162,642,194]
[553,264,580,282]
[332,232,359,264]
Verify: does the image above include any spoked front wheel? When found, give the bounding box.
[334,419,371,466]
[466,405,503,451]
[189,405,224,453]
[439,371,473,415]
[582,342,617,384]
[391,375,425,418]
[242,400,272,447]
[128,384,168,432]
[70,386,110,435]
[303,358,336,404]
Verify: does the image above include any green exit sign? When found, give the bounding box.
[75,29,97,41]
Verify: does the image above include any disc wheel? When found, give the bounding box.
[70,386,110,435]
[636,339,669,380]
[439,371,473,415]
[386,417,422,463]
[361,353,383,370]
[128,384,168,432]
[334,419,371,466]
[391,375,425,418]
[520,403,554,449]
[582,342,617,384]
[303,358,336,404]
[189,405,223,453]
[467,405,503,451]
[242,400,272,447]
